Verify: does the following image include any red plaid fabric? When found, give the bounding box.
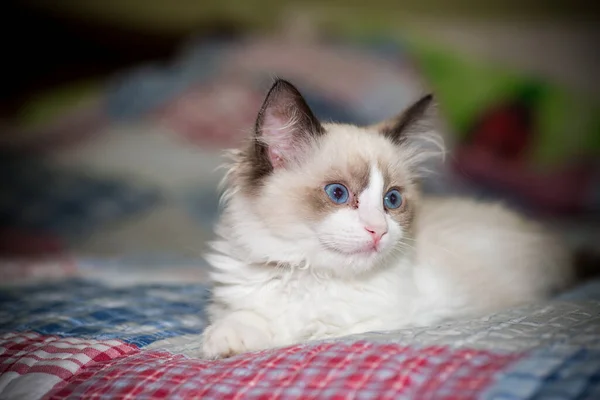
[45,341,522,400]
[0,332,137,399]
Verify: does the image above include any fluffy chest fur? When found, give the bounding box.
[207,238,419,346]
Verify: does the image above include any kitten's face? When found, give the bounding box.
[253,125,418,275]
[223,80,435,277]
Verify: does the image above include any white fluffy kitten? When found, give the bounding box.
[201,79,574,359]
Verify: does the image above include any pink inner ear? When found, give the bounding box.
[268,148,285,168]
[263,109,297,168]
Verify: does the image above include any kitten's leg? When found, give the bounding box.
[201,310,273,359]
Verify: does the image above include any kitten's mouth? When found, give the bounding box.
[322,243,380,257]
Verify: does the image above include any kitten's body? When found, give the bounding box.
[201,80,574,359]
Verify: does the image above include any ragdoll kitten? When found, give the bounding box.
[201,79,574,359]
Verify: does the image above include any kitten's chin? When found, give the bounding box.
[310,246,388,277]
[323,244,380,257]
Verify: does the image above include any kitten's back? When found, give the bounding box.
[412,196,575,323]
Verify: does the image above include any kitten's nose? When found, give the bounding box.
[364,226,387,244]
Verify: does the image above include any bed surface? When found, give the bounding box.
[2,260,600,399]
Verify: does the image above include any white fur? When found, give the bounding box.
[202,189,574,359]
[203,228,419,358]
[357,165,388,237]
[201,115,574,360]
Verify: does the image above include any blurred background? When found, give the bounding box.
[1,1,599,267]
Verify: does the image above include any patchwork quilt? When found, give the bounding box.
[2,35,599,399]
[2,262,600,399]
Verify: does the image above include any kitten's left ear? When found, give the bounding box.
[376,94,435,144]
[254,79,324,169]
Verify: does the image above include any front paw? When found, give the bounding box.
[202,313,272,359]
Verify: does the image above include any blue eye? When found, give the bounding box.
[324,183,349,204]
[384,189,403,209]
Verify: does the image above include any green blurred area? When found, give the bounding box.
[17,80,101,127]
[405,38,600,167]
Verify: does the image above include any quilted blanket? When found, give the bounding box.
[2,35,599,399]
[2,262,600,399]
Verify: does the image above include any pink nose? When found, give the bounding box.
[365,226,386,244]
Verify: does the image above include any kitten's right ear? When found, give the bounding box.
[253,79,324,169]
[376,94,435,144]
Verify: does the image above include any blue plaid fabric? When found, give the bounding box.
[0,279,209,347]
[483,346,600,399]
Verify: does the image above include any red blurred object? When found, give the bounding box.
[467,101,532,162]
[452,91,596,215]
[0,229,66,257]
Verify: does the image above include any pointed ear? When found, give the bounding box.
[376,94,435,144]
[254,79,324,169]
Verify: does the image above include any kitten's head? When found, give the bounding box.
[220,79,441,277]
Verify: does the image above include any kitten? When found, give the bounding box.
[201,79,575,359]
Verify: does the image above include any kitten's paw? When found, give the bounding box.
[202,313,272,359]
